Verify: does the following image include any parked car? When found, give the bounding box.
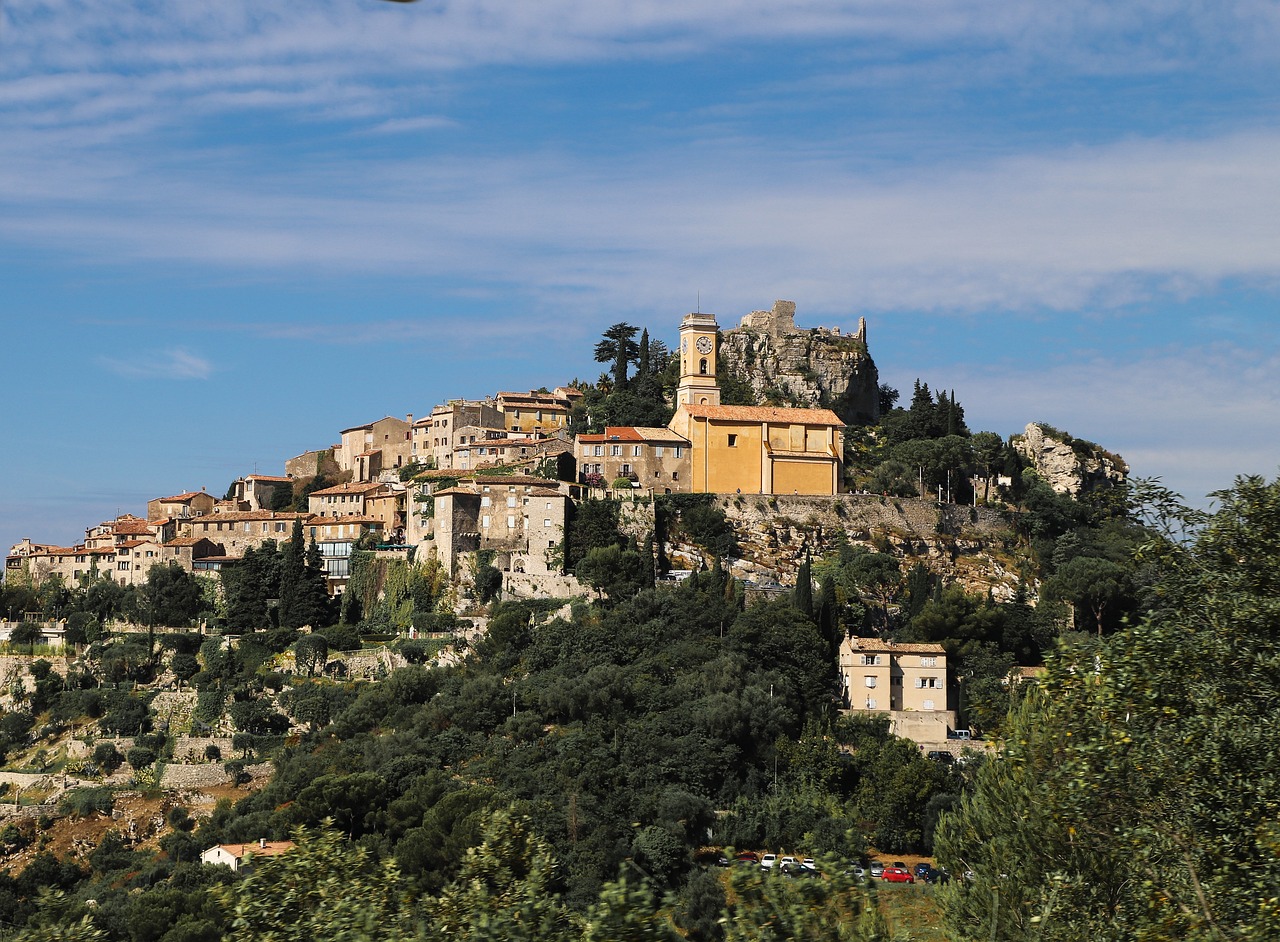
[914,863,934,879]
[926,750,954,764]
[733,851,759,865]
[925,867,950,885]
[779,856,797,872]
[869,862,886,878]
[760,853,777,871]
[801,857,817,871]
[881,867,916,883]
[850,865,866,880]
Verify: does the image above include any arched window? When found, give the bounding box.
[699,358,708,374]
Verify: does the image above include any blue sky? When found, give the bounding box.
[3,0,1280,557]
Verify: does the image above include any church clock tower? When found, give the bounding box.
[676,312,721,407]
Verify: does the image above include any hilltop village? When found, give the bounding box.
[3,301,1126,751]
[0,299,1271,942]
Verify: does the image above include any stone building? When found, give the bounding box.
[432,476,572,589]
[574,426,691,491]
[147,490,216,522]
[226,474,294,511]
[335,415,414,481]
[496,391,572,435]
[415,399,505,470]
[666,310,845,496]
[838,637,958,744]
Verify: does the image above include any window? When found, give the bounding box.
[593,445,602,457]
[481,496,490,507]
[482,515,491,528]
[610,445,621,456]
[633,445,642,457]
[921,656,936,667]
[864,676,877,688]
[674,446,683,458]
[727,434,737,447]
[655,446,664,457]
[923,699,935,711]
[543,518,552,527]
[861,654,881,666]
[915,677,941,689]
[699,357,708,374]
[865,697,877,710]
[507,496,517,508]
[671,471,679,481]
[507,516,515,528]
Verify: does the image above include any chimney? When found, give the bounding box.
[406,413,414,424]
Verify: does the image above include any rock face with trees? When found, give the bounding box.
[717,300,880,425]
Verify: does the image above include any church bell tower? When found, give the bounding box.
[676,312,721,408]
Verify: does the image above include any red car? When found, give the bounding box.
[881,867,916,883]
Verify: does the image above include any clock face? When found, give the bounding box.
[695,335,713,354]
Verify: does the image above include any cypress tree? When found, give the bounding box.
[793,552,814,617]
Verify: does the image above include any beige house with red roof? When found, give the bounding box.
[308,481,392,518]
[839,637,958,744]
[575,427,691,491]
[179,510,312,557]
[666,311,844,496]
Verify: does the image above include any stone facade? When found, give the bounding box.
[417,399,505,470]
[575,426,691,491]
[336,416,414,481]
[432,476,570,580]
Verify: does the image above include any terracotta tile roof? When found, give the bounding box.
[115,539,152,550]
[245,475,292,483]
[113,519,155,535]
[432,487,475,498]
[158,491,207,503]
[164,537,207,547]
[211,840,295,860]
[308,482,386,497]
[191,511,313,523]
[843,638,946,655]
[680,404,844,426]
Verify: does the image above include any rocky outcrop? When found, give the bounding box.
[719,300,880,425]
[1013,423,1128,497]
[663,492,1029,603]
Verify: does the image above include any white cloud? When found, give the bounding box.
[98,348,214,380]
[4,124,1279,320]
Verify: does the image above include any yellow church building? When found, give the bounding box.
[667,312,845,496]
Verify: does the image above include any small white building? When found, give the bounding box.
[200,839,295,871]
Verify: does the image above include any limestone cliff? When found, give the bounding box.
[1013,423,1129,497]
[719,300,880,425]
[663,492,1030,603]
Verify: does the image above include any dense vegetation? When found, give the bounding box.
[3,318,1275,939]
